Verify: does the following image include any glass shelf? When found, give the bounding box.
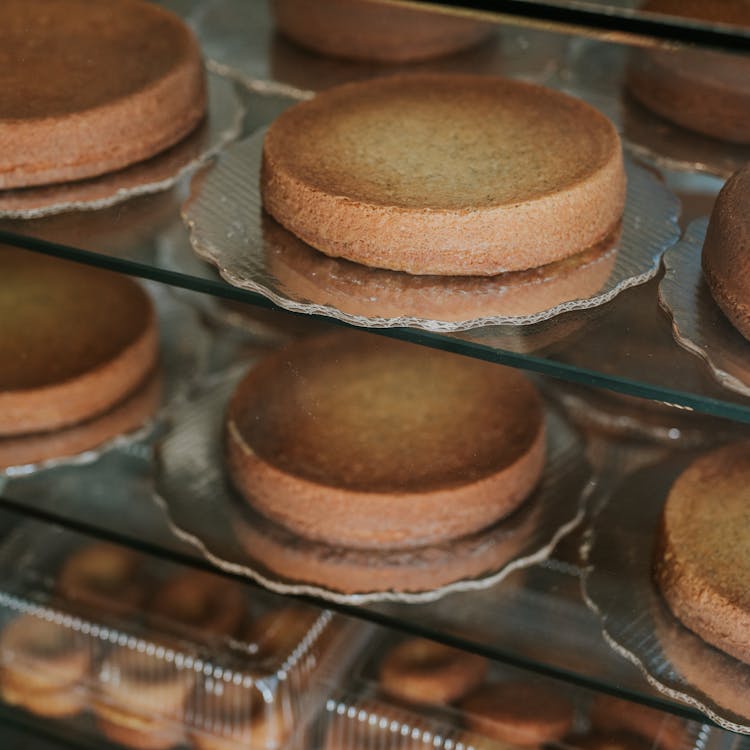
[3,177,750,425]
[2,2,749,424]
[0,393,743,729]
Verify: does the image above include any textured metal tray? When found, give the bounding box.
[0,67,244,219]
[153,368,592,605]
[659,218,750,399]
[183,127,679,332]
[0,283,211,478]
[581,453,750,733]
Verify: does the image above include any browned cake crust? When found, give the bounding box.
[265,213,620,321]
[654,441,750,665]
[626,1,750,144]
[0,368,161,470]
[234,488,543,595]
[460,681,574,745]
[0,0,206,189]
[226,330,545,550]
[271,0,492,63]
[0,247,159,436]
[262,74,625,276]
[702,164,750,341]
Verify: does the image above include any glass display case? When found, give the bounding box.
[1,1,749,748]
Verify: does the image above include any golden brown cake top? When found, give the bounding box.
[263,74,621,211]
[228,331,543,494]
[661,442,750,612]
[0,0,197,120]
[0,246,153,391]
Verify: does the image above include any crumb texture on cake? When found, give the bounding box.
[702,164,750,341]
[0,0,206,188]
[655,441,750,664]
[226,330,545,549]
[262,74,625,275]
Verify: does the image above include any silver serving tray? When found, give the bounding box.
[153,368,592,605]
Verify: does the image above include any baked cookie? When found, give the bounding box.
[627,1,750,144]
[271,0,492,63]
[95,646,194,750]
[379,638,487,705]
[702,164,750,341]
[262,74,625,275]
[149,570,246,639]
[226,330,545,550]
[0,247,158,436]
[0,0,205,188]
[460,681,574,746]
[58,543,148,620]
[654,441,750,664]
[0,614,91,719]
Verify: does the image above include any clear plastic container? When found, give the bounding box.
[0,521,371,750]
[313,630,713,750]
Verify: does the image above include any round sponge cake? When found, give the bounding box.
[627,1,750,144]
[702,164,750,341]
[271,0,492,63]
[226,331,545,549]
[654,441,750,665]
[261,74,626,276]
[0,247,158,437]
[0,0,206,188]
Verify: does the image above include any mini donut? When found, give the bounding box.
[589,695,686,750]
[98,646,195,719]
[150,570,247,639]
[0,614,90,693]
[1,669,88,719]
[244,606,322,661]
[58,543,147,619]
[379,638,488,705]
[95,701,185,750]
[190,682,289,750]
[460,681,574,746]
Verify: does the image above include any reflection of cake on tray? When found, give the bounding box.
[265,213,620,323]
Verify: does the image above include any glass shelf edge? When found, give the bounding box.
[406,0,750,51]
[2,230,750,426]
[0,495,723,730]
